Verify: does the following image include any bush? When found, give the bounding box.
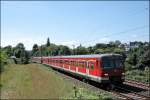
[125,69,150,83]
[0,50,8,73]
[125,62,132,71]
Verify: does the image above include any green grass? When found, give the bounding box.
[0,63,114,99]
[65,87,114,100]
[125,67,150,83]
[0,64,72,99]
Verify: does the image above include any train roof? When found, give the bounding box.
[39,54,122,59]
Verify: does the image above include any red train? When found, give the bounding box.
[32,54,125,84]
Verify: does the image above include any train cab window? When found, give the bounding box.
[115,59,124,68]
[102,60,114,68]
[102,56,123,68]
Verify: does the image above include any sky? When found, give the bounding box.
[1,1,149,50]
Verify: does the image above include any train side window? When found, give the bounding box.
[76,61,78,66]
[67,61,69,65]
[73,61,76,66]
[91,63,94,70]
[82,62,84,67]
[66,61,69,65]
[82,62,85,68]
[74,61,76,66]
[71,61,73,66]
[79,62,84,68]
[86,62,88,68]
[65,61,67,65]
[79,62,81,67]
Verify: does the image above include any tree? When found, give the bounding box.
[58,45,71,55]
[3,45,13,57]
[40,45,47,56]
[113,48,124,54]
[13,43,29,64]
[75,45,88,55]
[46,37,50,47]
[32,44,39,56]
[94,43,107,49]
[87,46,94,54]
[94,49,104,54]
[23,51,29,64]
[14,43,25,58]
[45,44,59,56]
[0,49,8,72]
[115,40,121,47]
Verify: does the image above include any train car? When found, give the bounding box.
[32,54,125,84]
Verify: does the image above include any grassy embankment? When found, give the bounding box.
[0,63,114,99]
[125,69,150,83]
[125,62,150,83]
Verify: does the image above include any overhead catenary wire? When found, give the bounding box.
[49,7,149,48]
[69,7,149,47]
[65,25,149,47]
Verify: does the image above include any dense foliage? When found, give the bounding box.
[0,49,8,72]
[1,43,30,64]
[31,39,126,57]
[125,43,150,71]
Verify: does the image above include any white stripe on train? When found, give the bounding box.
[42,62,109,83]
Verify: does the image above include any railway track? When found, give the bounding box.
[113,84,150,100]
[124,79,150,90]
[44,65,150,100]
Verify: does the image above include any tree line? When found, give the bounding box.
[32,38,125,56]
[1,37,149,71]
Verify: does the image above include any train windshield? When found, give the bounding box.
[102,56,124,69]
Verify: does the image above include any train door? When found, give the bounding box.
[86,61,89,76]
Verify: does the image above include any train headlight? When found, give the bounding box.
[122,72,125,75]
[104,73,108,76]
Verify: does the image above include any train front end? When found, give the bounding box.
[100,54,125,84]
